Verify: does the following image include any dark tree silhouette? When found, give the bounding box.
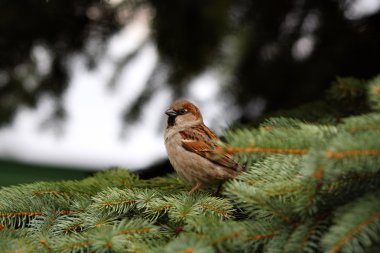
[0,0,379,126]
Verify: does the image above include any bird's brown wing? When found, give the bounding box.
[179,124,243,171]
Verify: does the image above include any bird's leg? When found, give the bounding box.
[213,183,223,196]
[189,182,202,194]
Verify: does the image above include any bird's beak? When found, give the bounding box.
[165,108,177,116]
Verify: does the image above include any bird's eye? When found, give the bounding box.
[179,109,188,115]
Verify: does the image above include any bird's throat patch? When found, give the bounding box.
[167,116,176,128]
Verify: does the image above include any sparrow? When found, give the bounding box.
[164,99,243,194]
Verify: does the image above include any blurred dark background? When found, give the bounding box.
[0,0,379,185]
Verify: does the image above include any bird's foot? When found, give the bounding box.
[188,182,202,194]
[213,183,223,196]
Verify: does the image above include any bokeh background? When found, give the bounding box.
[0,0,379,185]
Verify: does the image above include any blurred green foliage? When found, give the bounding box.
[0,160,93,186]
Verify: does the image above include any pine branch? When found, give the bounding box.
[368,75,380,111]
[322,190,380,253]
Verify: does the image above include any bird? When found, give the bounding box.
[164,99,243,194]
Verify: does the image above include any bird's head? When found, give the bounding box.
[165,100,203,128]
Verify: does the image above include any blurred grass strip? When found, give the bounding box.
[0,159,94,187]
